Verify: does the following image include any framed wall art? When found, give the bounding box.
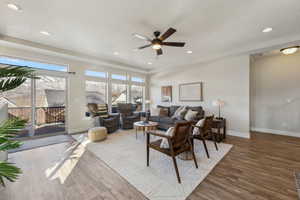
[179,82,203,101]
[161,86,172,102]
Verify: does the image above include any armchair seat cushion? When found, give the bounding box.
[149,138,191,156]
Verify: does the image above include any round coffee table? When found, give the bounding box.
[134,121,158,139]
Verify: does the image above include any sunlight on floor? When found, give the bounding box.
[45,135,91,184]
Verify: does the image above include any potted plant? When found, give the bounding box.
[0,65,37,186]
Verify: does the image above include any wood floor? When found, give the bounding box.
[1,132,300,200]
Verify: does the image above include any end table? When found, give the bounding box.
[212,118,226,142]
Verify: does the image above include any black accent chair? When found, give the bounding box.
[118,103,140,129]
[87,103,120,133]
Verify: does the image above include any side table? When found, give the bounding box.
[212,118,226,142]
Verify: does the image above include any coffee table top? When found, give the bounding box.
[134,121,158,127]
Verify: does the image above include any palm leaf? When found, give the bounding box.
[0,65,37,187]
[0,66,38,92]
[0,162,22,187]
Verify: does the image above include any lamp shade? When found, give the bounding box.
[212,99,225,107]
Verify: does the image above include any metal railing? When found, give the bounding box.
[8,106,65,125]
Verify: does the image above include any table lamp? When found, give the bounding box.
[212,99,225,119]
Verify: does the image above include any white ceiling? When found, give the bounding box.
[1,0,300,72]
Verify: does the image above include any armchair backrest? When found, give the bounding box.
[172,121,192,149]
[87,103,99,117]
[87,103,109,118]
[118,103,133,116]
[202,115,214,134]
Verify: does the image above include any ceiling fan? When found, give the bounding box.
[133,27,185,56]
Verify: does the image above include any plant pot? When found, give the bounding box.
[0,151,8,161]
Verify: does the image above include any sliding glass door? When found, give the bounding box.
[1,75,67,138]
[34,75,66,136]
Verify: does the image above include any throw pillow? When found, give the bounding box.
[151,107,161,116]
[193,119,205,135]
[184,109,198,121]
[172,106,185,119]
[159,108,169,117]
[160,127,174,148]
[177,106,188,120]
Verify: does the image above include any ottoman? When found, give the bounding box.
[88,127,107,142]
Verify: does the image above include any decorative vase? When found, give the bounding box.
[0,151,8,161]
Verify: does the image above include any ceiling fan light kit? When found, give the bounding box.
[280,46,299,55]
[133,27,185,56]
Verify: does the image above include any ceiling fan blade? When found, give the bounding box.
[159,28,176,41]
[162,42,185,47]
[156,48,163,56]
[132,33,152,42]
[138,44,152,49]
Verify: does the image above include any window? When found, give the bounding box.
[0,56,67,72]
[111,84,127,105]
[131,85,144,111]
[131,76,144,83]
[111,74,126,81]
[86,81,107,104]
[85,70,107,78]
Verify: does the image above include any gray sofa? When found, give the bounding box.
[149,105,205,130]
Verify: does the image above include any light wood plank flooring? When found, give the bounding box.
[1,132,300,200]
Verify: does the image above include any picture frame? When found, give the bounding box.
[161,86,172,102]
[179,82,203,101]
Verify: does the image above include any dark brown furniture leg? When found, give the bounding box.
[189,139,198,168]
[202,138,210,158]
[146,133,150,166]
[212,133,219,151]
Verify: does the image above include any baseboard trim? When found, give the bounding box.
[227,130,250,139]
[251,127,300,138]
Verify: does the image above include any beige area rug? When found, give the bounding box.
[73,130,232,200]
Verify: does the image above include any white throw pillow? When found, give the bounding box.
[172,106,186,119]
[151,107,161,116]
[193,119,205,135]
[184,109,198,121]
[160,127,174,148]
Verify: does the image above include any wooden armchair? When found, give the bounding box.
[192,115,218,159]
[146,122,198,183]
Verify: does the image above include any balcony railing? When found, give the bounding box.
[8,106,65,125]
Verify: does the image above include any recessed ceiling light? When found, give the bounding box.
[187,50,193,54]
[7,3,21,11]
[113,51,119,55]
[40,31,51,36]
[147,62,152,65]
[262,27,273,33]
[280,46,299,55]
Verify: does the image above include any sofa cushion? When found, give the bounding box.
[172,106,187,120]
[169,106,180,117]
[187,106,204,120]
[173,119,187,124]
[159,108,169,117]
[160,117,174,124]
[184,109,198,121]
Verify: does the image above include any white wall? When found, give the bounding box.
[251,51,300,137]
[0,45,147,134]
[150,55,250,138]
